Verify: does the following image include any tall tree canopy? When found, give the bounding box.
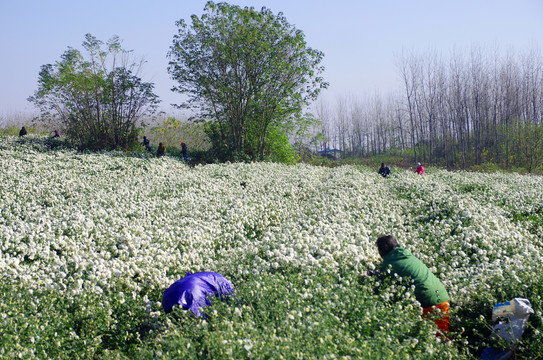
[29,34,160,150]
[168,1,327,160]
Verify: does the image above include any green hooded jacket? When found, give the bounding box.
[381,247,450,308]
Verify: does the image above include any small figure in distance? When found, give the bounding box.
[415,162,424,175]
[362,235,451,334]
[157,142,166,157]
[180,142,188,161]
[19,126,27,137]
[378,163,391,178]
[143,136,151,152]
[51,130,60,138]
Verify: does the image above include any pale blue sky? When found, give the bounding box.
[1,0,542,116]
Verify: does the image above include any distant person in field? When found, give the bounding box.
[19,126,27,137]
[362,235,450,334]
[415,162,424,175]
[180,142,188,161]
[143,136,151,152]
[51,130,60,138]
[157,142,166,157]
[378,163,391,178]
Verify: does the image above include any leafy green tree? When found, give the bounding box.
[513,120,543,172]
[28,34,160,150]
[168,1,327,161]
[290,112,325,154]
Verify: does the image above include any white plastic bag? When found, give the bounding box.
[491,298,534,344]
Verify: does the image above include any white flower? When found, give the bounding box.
[244,340,253,351]
[2,138,543,353]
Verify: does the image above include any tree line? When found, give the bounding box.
[28,1,326,162]
[316,46,543,171]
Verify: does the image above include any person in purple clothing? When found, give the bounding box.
[162,271,234,317]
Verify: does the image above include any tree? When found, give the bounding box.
[509,120,542,172]
[28,34,160,150]
[167,1,327,161]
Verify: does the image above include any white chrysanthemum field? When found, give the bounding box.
[1,135,542,359]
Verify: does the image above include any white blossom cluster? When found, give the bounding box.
[1,135,542,309]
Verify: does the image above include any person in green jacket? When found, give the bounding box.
[368,235,450,333]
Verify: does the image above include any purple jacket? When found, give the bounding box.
[162,271,234,316]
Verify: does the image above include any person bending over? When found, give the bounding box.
[365,235,450,333]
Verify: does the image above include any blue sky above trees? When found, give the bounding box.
[1,0,542,115]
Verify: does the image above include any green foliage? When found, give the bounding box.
[203,121,244,162]
[289,112,326,161]
[0,279,161,359]
[141,273,463,359]
[508,205,543,236]
[256,124,299,164]
[394,121,543,173]
[168,1,327,161]
[203,122,300,164]
[469,162,504,173]
[510,121,543,173]
[149,116,210,152]
[1,124,40,136]
[28,34,160,151]
[309,155,335,167]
